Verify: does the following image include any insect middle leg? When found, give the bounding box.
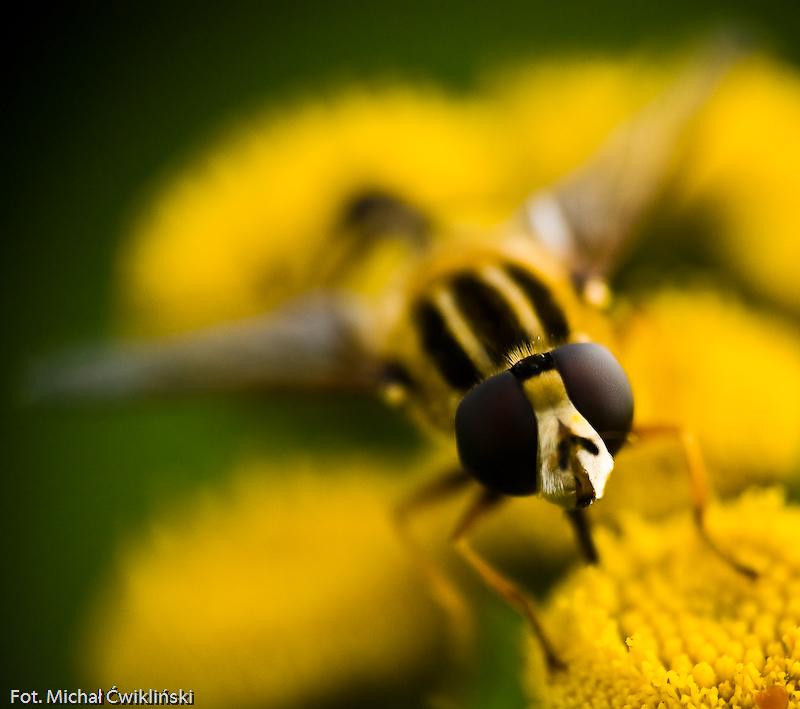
[450,489,566,673]
[632,424,758,579]
[393,468,475,659]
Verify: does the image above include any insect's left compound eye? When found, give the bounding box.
[455,371,539,496]
[552,342,634,455]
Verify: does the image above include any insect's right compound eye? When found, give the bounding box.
[551,342,634,455]
[454,371,539,496]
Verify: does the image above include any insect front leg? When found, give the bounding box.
[450,489,566,674]
[631,424,758,579]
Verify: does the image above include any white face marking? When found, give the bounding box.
[535,401,614,509]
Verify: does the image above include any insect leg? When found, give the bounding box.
[564,508,599,564]
[393,468,475,660]
[632,424,758,579]
[340,190,430,247]
[451,489,566,673]
[323,191,432,286]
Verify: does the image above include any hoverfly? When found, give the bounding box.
[32,40,752,671]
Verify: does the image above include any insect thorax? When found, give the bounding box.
[381,238,588,434]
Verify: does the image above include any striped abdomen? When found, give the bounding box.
[412,260,571,393]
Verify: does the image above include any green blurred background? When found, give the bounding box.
[4,2,800,705]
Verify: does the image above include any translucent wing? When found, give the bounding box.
[28,193,436,403]
[518,38,746,292]
[28,294,381,402]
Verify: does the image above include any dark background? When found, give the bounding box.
[4,1,800,704]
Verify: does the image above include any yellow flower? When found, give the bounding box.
[526,489,800,708]
[613,287,800,496]
[83,460,450,708]
[488,54,670,193]
[682,55,800,312]
[120,87,507,335]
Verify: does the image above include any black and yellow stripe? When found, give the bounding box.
[412,261,571,392]
[449,272,528,365]
[413,299,482,390]
[503,263,570,343]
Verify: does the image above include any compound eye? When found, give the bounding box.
[454,371,539,496]
[552,342,634,455]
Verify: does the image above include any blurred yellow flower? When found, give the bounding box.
[489,54,670,192]
[682,55,800,313]
[613,287,800,495]
[526,488,800,708]
[84,460,450,708]
[121,88,507,335]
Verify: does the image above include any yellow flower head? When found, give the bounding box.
[682,55,800,312]
[489,54,670,190]
[83,461,448,708]
[121,88,506,335]
[526,489,800,708]
[613,287,800,493]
